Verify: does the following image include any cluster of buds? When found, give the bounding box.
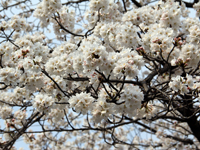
[144,104,153,114]
[22,49,29,57]
[172,121,179,129]
[6,119,15,129]
[136,46,145,55]
[174,37,184,47]
[128,59,134,65]
[175,58,190,67]
[152,39,162,44]
[18,49,30,58]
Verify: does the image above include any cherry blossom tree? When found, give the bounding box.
[1,0,200,149]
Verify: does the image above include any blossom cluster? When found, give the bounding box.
[68,84,144,123]
[0,15,31,31]
[68,92,94,115]
[0,0,199,125]
[1,0,200,149]
[34,0,62,27]
[169,74,194,94]
[194,1,200,17]
[51,6,75,36]
[33,93,54,113]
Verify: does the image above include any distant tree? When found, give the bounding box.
[1,0,200,149]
